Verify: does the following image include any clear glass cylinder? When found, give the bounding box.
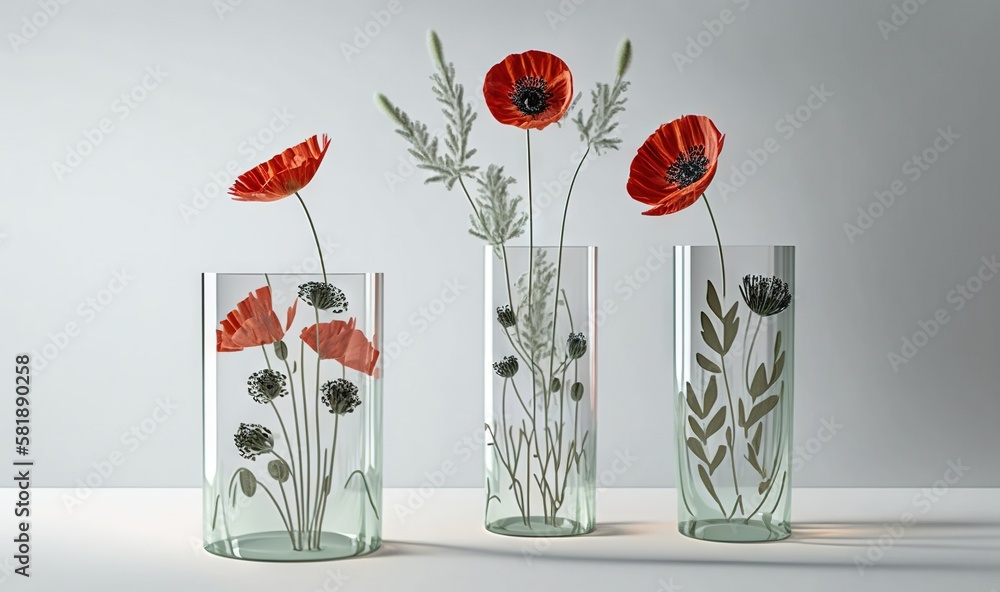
[203,273,383,560]
[674,246,794,542]
[484,246,597,537]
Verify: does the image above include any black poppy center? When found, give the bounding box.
[509,76,552,116]
[664,145,709,188]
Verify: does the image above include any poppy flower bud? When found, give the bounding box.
[570,382,585,402]
[273,340,288,361]
[267,459,290,483]
[550,377,562,392]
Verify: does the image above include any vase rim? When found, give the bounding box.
[485,245,596,250]
[204,271,384,277]
[674,244,795,249]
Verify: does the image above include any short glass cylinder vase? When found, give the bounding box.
[484,246,597,537]
[674,246,794,543]
[203,273,383,561]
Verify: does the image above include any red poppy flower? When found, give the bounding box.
[217,286,297,352]
[300,318,380,377]
[627,115,725,216]
[229,134,331,202]
[483,50,573,130]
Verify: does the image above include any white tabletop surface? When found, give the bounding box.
[4,488,997,591]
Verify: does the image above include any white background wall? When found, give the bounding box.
[1,0,997,489]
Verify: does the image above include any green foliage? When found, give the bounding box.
[468,165,528,255]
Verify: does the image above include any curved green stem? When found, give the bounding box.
[345,470,381,520]
[701,194,726,297]
[295,191,327,283]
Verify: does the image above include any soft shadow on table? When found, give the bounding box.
[368,519,1000,572]
[790,520,1000,551]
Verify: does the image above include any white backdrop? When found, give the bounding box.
[1,0,997,489]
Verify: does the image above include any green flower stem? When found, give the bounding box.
[301,344,313,543]
[701,194,726,297]
[745,315,764,392]
[295,191,327,284]
[294,342,308,547]
[542,146,590,525]
[718,355,744,518]
[743,439,785,524]
[316,411,342,541]
[276,479,299,551]
[344,470,381,520]
[308,304,323,540]
[257,482,294,546]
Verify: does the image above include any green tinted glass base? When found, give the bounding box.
[205,531,381,562]
[679,519,790,543]
[486,516,593,538]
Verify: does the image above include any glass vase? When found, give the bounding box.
[674,246,794,542]
[203,272,383,561]
[484,246,597,537]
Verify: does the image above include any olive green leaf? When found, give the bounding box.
[774,330,782,360]
[238,468,257,497]
[746,395,779,428]
[700,312,724,355]
[688,416,706,443]
[758,478,772,495]
[708,446,726,475]
[746,443,764,477]
[704,376,718,413]
[699,465,723,509]
[686,437,709,464]
[749,364,769,399]
[685,383,705,419]
[751,423,763,453]
[706,280,723,318]
[738,399,746,428]
[726,427,733,448]
[696,353,721,374]
[323,475,332,495]
[771,351,785,385]
[723,308,740,354]
[706,406,727,437]
[273,340,288,361]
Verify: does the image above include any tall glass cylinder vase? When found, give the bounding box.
[484,246,597,537]
[203,273,383,561]
[674,246,794,542]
